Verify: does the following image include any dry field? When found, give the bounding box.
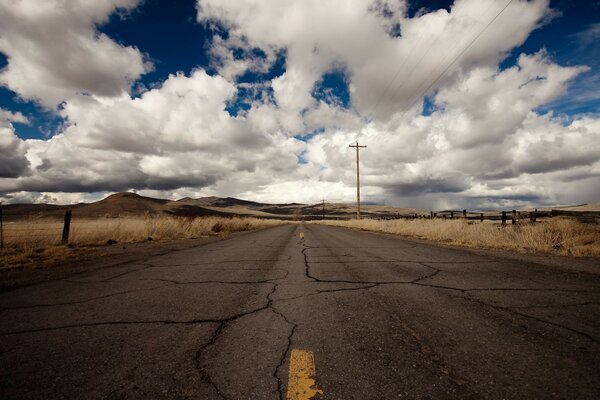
[0,216,285,270]
[316,217,600,257]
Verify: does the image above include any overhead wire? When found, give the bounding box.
[397,0,515,121]
[366,1,475,121]
[363,0,514,131]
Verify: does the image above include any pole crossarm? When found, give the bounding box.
[349,142,367,219]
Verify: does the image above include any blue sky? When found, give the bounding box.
[3,0,596,141]
[0,0,599,208]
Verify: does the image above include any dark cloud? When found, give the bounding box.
[0,154,30,178]
[384,177,470,196]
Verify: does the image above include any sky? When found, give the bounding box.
[0,0,599,210]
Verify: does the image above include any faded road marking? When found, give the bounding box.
[287,349,323,400]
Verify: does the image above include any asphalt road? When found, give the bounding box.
[1,224,599,399]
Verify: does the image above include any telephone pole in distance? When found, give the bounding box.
[349,141,367,219]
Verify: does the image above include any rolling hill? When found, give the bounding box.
[3,192,597,221]
[2,192,426,220]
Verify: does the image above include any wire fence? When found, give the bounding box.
[0,204,598,249]
[368,209,600,224]
[0,207,69,249]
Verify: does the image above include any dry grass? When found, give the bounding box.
[0,216,285,270]
[316,218,600,257]
[68,215,283,245]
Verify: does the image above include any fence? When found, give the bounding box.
[370,209,600,224]
[0,205,72,249]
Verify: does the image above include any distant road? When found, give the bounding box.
[1,224,599,399]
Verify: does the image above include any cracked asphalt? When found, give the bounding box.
[1,223,600,399]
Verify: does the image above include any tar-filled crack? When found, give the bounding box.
[144,258,293,267]
[300,243,600,343]
[193,283,287,400]
[0,276,288,312]
[302,246,437,285]
[0,282,173,311]
[511,301,600,309]
[273,284,380,303]
[1,319,222,336]
[456,293,600,343]
[302,247,318,282]
[269,295,297,400]
[410,265,441,284]
[195,322,229,400]
[137,276,288,285]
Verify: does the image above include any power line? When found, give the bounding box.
[398,0,514,120]
[367,1,488,121]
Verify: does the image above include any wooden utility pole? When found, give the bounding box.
[349,141,367,219]
[322,199,325,220]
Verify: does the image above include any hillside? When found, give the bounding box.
[4,192,597,220]
[2,192,429,220]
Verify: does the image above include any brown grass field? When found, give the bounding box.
[2,213,599,272]
[316,218,600,257]
[0,216,284,270]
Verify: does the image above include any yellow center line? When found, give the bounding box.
[287,349,323,400]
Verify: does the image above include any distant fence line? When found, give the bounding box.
[1,203,598,249]
[369,209,600,224]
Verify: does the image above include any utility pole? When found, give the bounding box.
[322,199,325,220]
[349,141,367,219]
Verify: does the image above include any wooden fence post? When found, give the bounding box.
[530,209,537,222]
[61,210,72,244]
[450,211,454,219]
[501,211,507,225]
[512,210,516,225]
[463,209,467,218]
[480,213,484,222]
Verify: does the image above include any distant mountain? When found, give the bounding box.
[3,192,597,221]
[209,197,264,208]
[2,192,432,220]
[75,192,168,216]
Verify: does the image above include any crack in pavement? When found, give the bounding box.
[465,287,600,293]
[135,275,289,285]
[301,244,600,343]
[145,258,293,267]
[0,282,174,311]
[411,282,600,294]
[456,292,600,343]
[71,262,157,282]
[305,259,498,264]
[410,267,442,284]
[0,281,281,312]
[386,312,473,391]
[301,247,318,282]
[193,273,299,400]
[1,282,277,337]
[268,291,297,400]
[510,301,600,309]
[195,322,229,400]
[272,283,380,303]
[189,229,301,400]
[0,319,222,336]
